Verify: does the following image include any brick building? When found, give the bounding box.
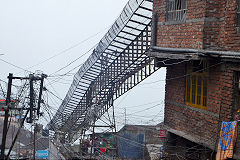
[148,0,240,159]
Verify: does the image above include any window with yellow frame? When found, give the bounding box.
[185,61,208,110]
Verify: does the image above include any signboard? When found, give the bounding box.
[36,150,49,159]
[0,99,6,116]
[15,115,25,119]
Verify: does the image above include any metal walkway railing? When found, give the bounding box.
[48,0,158,143]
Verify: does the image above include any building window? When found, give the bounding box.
[237,0,240,27]
[166,0,187,22]
[185,61,208,110]
[234,72,240,109]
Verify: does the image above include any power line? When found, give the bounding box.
[46,61,223,129]
[122,103,163,116]
[43,94,214,159]
[139,61,224,85]
[46,59,186,116]
[44,60,210,131]
[0,78,8,84]
[115,89,132,107]
[44,94,164,141]
[29,34,102,69]
[0,82,6,97]
[45,79,63,101]
[44,59,225,149]
[15,26,110,76]
[117,100,162,109]
[49,43,97,77]
[47,12,153,86]
[48,73,75,77]
[45,62,83,87]
[41,116,82,157]
[0,58,32,73]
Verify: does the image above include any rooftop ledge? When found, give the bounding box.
[147,46,240,61]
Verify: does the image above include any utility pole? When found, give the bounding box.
[37,74,45,116]
[29,74,35,160]
[79,139,82,157]
[1,73,13,159]
[112,105,118,158]
[124,108,127,125]
[6,110,29,160]
[33,123,36,160]
[90,125,95,160]
[0,73,47,159]
[29,74,34,123]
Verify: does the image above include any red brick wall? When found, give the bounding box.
[153,0,240,155]
[203,0,240,51]
[153,0,240,51]
[164,61,237,150]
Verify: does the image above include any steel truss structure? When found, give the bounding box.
[49,0,159,143]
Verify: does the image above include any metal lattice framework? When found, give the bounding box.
[49,0,159,143]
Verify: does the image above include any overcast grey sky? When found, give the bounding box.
[0,0,166,132]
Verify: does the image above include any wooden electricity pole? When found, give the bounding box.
[1,73,13,159]
[1,73,46,159]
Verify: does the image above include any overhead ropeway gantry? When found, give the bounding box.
[48,0,159,143]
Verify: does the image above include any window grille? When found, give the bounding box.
[185,61,208,110]
[166,0,187,22]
